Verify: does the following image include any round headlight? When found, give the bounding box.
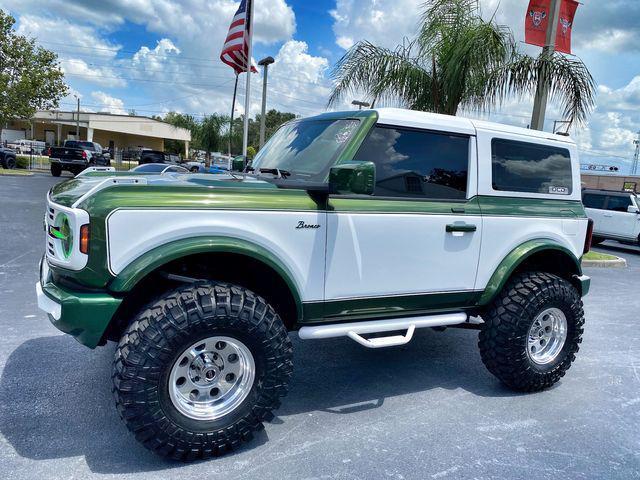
[54,213,73,259]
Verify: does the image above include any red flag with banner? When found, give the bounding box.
[525,0,550,48]
[555,0,578,54]
[525,0,579,54]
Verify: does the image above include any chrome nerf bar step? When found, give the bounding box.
[298,312,481,348]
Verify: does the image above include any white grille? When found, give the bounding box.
[44,196,90,271]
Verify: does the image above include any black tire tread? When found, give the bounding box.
[112,282,293,460]
[478,271,584,392]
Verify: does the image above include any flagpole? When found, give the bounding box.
[241,0,254,160]
[229,73,239,157]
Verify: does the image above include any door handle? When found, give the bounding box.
[603,214,613,217]
[446,223,477,233]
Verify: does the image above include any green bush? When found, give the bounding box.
[16,156,30,168]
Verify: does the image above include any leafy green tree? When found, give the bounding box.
[196,113,229,160]
[255,109,296,146]
[0,10,68,128]
[163,111,200,154]
[329,0,595,126]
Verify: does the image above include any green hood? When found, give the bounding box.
[49,172,279,208]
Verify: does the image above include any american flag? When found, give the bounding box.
[220,0,257,74]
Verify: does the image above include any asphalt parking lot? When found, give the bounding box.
[0,174,639,480]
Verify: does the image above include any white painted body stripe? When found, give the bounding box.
[107,208,586,304]
[107,209,327,302]
[475,216,587,289]
[324,212,483,298]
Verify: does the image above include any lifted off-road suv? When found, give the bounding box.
[37,108,592,460]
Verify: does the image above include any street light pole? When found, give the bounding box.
[258,56,275,149]
[632,131,640,176]
[530,0,561,131]
[75,96,80,140]
[351,100,370,110]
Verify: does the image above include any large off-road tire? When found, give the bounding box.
[478,271,584,392]
[112,282,293,460]
[50,163,62,177]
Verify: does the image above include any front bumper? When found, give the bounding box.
[36,260,122,348]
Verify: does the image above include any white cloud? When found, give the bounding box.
[266,40,331,115]
[90,91,127,115]
[60,58,127,88]
[13,14,121,59]
[330,0,422,50]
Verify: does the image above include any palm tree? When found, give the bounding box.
[329,0,595,126]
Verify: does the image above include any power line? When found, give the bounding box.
[62,72,330,108]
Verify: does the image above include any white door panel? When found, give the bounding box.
[608,211,636,238]
[476,216,587,290]
[107,209,327,302]
[324,213,482,299]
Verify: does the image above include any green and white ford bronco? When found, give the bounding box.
[37,108,593,460]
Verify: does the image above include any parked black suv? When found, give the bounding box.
[139,150,181,165]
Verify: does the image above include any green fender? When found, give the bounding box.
[478,239,583,306]
[108,236,303,319]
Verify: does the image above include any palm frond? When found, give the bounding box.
[486,51,596,125]
[328,41,435,111]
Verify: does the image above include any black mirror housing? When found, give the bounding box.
[329,161,376,195]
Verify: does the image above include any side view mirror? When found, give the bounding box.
[627,205,639,214]
[329,161,375,195]
[232,155,245,172]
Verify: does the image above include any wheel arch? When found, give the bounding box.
[478,239,583,306]
[104,236,304,340]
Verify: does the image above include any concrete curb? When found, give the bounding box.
[582,256,627,268]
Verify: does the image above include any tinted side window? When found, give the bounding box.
[492,139,572,195]
[606,195,632,212]
[582,193,606,209]
[353,126,469,199]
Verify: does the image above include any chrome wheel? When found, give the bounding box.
[168,336,255,421]
[527,308,568,365]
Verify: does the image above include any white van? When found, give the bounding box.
[10,139,46,155]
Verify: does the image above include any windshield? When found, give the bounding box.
[250,118,360,182]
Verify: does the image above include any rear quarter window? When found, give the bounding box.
[491,138,572,195]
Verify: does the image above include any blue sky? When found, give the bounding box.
[1,0,639,172]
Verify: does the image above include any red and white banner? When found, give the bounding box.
[555,0,578,54]
[525,0,579,54]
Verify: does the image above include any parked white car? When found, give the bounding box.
[583,189,640,245]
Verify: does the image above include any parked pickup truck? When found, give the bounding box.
[49,140,110,177]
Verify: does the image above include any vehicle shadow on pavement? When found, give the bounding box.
[0,328,522,473]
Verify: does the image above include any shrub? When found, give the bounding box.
[16,156,30,169]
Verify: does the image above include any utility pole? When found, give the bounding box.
[530,0,561,131]
[258,56,274,149]
[632,131,640,175]
[75,96,80,140]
